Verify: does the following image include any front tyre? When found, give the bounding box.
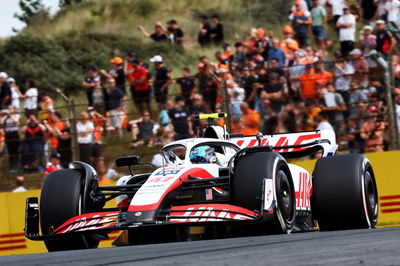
[312,154,378,230]
[40,169,100,251]
[232,152,296,233]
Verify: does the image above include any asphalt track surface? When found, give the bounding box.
[2,227,400,265]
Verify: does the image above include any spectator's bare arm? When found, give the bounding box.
[138,25,151,38]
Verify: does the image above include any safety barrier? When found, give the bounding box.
[1,151,399,256]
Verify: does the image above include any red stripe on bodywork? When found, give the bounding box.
[248,139,258,147]
[292,133,321,151]
[236,140,244,147]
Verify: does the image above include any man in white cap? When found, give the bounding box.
[150,55,172,111]
[359,25,376,54]
[0,72,12,109]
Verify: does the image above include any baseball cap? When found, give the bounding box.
[0,72,8,79]
[350,48,362,55]
[7,77,15,83]
[363,25,373,31]
[283,25,294,34]
[86,65,97,71]
[132,59,140,64]
[150,55,163,63]
[376,20,385,25]
[110,56,123,65]
[294,0,302,6]
[126,52,135,57]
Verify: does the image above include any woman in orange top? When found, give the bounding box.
[45,112,65,150]
[240,102,261,136]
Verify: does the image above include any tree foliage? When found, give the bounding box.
[14,0,48,26]
[59,0,85,8]
[0,33,189,94]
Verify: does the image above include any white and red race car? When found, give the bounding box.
[25,113,378,251]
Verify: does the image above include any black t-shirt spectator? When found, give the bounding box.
[151,33,168,42]
[376,29,392,54]
[211,23,224,44]
[0,82,12,107]
[198,23,211,46]
[243,75,257,101]
[361,0,378,20]
[264,83,284,112]
[168,27,184,44]
[176,77,195,101]
[137,120,155,140]
[111,68,125,94]
[108,87,124,110]
[154,66,170,91]
[84,74,100,107]
[58,128,72,168]
[168,107,190,138]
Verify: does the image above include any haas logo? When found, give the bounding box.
[170,207,252,222]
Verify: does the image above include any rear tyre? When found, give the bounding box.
[232,152,296,233]
[312,154,378,230]
[40,169,100,251]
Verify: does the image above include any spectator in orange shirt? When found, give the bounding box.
[44,112,65,152]
[240,102,261,136]
[315,63,333,90]
[279,25,299,65]
[88,107,108,184]
[299,64,318,100]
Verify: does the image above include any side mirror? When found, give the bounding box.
[115,155,141,167]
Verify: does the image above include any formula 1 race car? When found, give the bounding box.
[25,113,378,252]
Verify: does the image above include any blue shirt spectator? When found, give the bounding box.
[268,39,286,68]
[108,80,124,110]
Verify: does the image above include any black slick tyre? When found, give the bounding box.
[232,151,296,233]
[40,169,99,251]
[312,154,378,230]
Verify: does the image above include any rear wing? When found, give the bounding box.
[196,113,337,158]
[230,130,337,158]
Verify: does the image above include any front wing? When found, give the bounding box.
[25,198,263,241]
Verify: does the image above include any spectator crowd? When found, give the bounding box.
[1,0,400,188]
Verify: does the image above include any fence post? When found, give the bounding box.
[220,78,231,132]
[372,53,399,150]
[69,99,80,162]
[56,89,80,161]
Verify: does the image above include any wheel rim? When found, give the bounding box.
[364,170,378,224]
[277,170,294,222]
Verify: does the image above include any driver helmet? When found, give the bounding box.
[190,145,219,164]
